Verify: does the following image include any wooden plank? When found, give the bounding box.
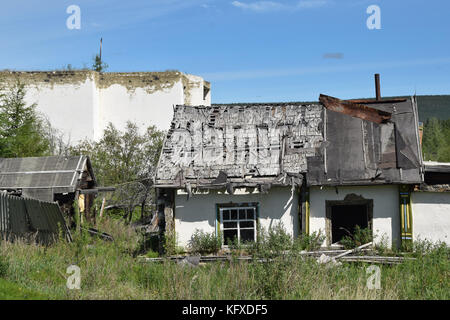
[334,242,373,259]
[320,94,391,124]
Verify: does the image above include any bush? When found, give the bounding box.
[188,229,222,255]
[250,223,292,258]
[293,231,325,251]
[145,250,159,258]
[163,230,178,256]
[340,226,373,249]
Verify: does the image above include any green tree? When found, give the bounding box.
[70,122,165,222]
[92,54,108,72]
[0,81,51,157]
[422,117,450,162]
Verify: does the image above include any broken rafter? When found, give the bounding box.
[347,98,407,104]
[319,94,392,124]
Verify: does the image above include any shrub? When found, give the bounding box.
[188,229,222,255]
[250,223,292,258]
[145,250,159,258]
[293,231,325,251]
[163,230,178,256]
[340,226,373,249]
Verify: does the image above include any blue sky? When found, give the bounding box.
[1,0,449,103]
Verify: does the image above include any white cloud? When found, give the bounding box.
[297,0,328,8]
[231,0,328,12]
[231,1,285,12]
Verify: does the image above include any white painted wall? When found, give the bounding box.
[309,185,400,248]
[0,71,210,144]
[174,187,299,248]
[23,78,96,145]
[411,192,450,245]
[97,82,184,141]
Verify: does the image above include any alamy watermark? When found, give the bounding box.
[366,265,381,289]
[66,265,81,290]
[366,5,381,30]
[66,5,81,30]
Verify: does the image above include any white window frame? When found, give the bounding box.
[219,206,257,245]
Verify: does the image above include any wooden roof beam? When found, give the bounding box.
[319,94,392,124]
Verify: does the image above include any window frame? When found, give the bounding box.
[216,202,259,246]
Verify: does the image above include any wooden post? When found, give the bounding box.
[74,191,81,234]
[399,185,413,248]
[99,197,106,219]
[300,186,310,235]
[375,73,381,101]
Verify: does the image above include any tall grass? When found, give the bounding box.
[0,218,448,300]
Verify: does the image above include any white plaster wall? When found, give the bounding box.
[309,185,400,248]
[24,79,96,144]
[184,74,209,106]
[9,72,210,144]
[411,192,450,245]
[97,81,184,140]
[174,187,299,248]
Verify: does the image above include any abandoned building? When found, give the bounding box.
[0,70,211,143]
[155,89,450,249]
[0,155,99,227]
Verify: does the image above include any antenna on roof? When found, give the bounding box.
[99,38,103,63]
[374,73,381,101]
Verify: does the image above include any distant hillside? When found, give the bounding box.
[416,95,450,122]
[213,95,450,122]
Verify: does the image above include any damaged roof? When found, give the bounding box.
[419,161,450,192]
[0,155,96,201]
[155,96,423,189]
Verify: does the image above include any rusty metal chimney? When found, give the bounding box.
[375,73,381,101]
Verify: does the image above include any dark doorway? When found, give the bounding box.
[325,196,373,246]
[330,204,368,243]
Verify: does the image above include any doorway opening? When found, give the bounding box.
[326,196,373,246]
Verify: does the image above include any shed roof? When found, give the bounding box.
[0,155,96,200]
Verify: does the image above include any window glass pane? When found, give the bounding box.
[239,209,246,220]
[240,221,254,228]
[240,229,255,243]
[224,222,237,229]
[246,209,255,219]
[230,209,238,220]
[222,210,230,221]
[224,229,238,245]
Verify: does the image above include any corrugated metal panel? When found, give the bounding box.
[0,193,9,238]
[0,155,86,191]
[0,192,71,244]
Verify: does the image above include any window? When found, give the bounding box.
[219,204,257,245]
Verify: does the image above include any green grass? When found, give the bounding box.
[0,278,48,300]
[0,218,448,300]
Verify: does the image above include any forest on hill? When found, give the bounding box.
[417,95,450,162]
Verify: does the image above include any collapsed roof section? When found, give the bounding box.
[0,155,96,202]
[308,95,423,186]
[155,96,423,190]
[155,103,323,190]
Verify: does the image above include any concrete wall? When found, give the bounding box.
[411,192,450,245]
[174,187,299,248]
[309,185,400,248]
[0,71,210,143]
